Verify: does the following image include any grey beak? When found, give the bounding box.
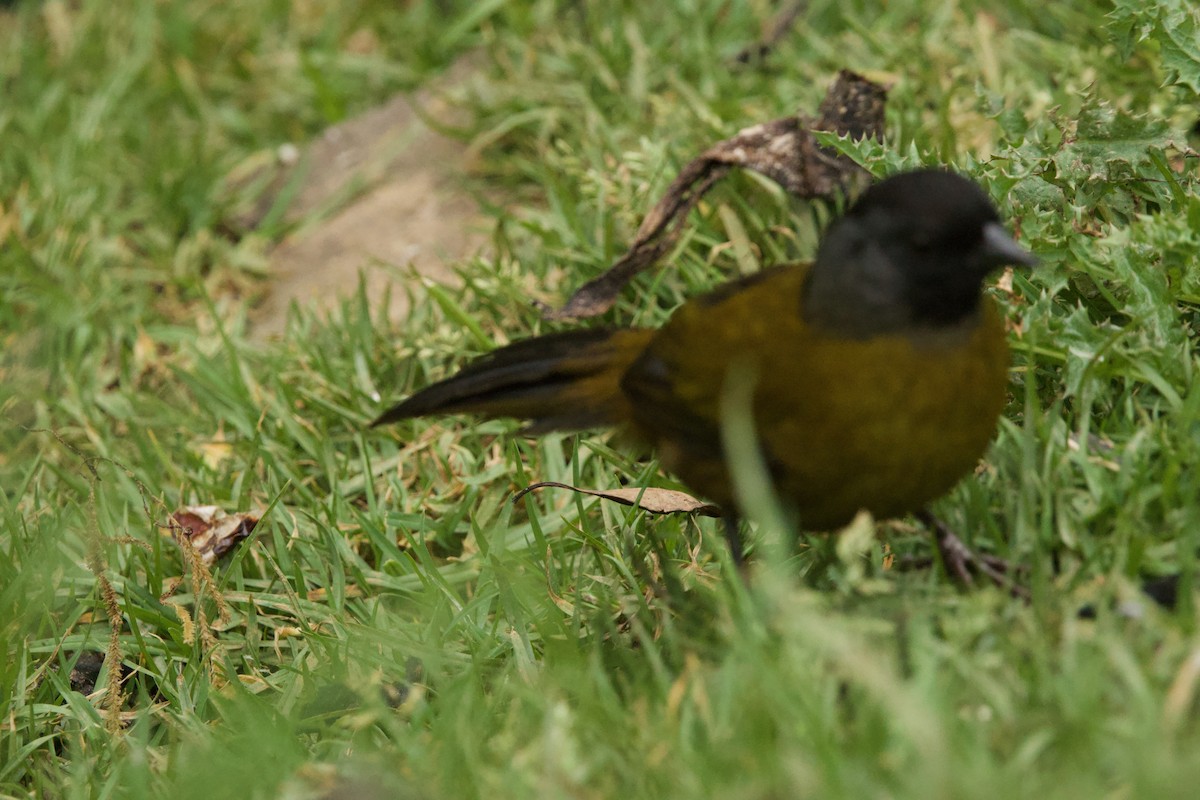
[982,222,1037,267]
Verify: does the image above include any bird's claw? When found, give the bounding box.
[917,511,1030,600]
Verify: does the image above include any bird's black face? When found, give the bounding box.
[847,170,1036,326]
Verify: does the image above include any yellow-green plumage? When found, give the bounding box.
[373,169,1034,555]
[629,264,1009,528]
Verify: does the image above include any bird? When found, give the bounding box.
[372,169,1036,582]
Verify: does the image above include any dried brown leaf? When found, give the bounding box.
[167,505,259,565]
[543,70,887,321]
[512,481,723,517]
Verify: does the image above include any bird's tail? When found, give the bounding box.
[371,327,655,433]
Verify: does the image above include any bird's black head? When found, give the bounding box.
[805,169,1035,335]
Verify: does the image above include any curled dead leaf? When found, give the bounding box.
[512,481,722,517]
[542,70,887,320]
[166,505,258,565]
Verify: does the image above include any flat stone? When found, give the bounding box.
[246,59,491,339]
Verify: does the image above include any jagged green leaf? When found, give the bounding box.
[1109,0,1200,93]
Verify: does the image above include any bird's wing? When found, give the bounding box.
[619,265,807,464]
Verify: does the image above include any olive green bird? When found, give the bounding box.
[373,169,1035,578]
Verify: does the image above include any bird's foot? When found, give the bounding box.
[916,511,1029,599]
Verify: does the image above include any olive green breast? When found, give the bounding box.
[628,265,1010,529]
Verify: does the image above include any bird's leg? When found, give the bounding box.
[915,510,1027,598]
[720,512,759,584]
[722,513,745,567]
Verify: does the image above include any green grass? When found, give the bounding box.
[4,0,1200,797]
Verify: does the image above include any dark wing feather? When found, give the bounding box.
[373,328,650,431]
